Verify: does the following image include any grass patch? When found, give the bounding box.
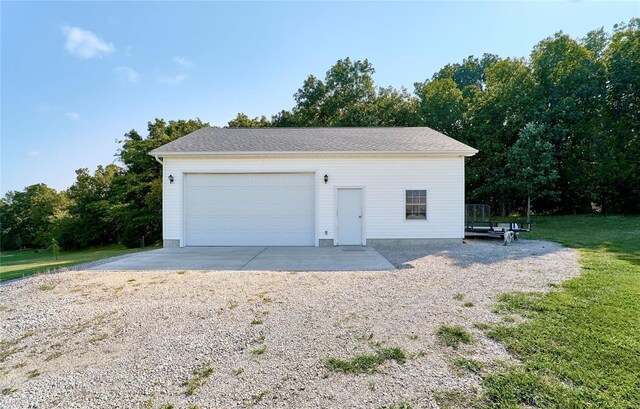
[1,387,17,395]
[89,332,109,343]
[451,358,483,374]
[432,389,482,408]
[233,367,244,376]
[325,347,406,374]
[436,325,472,349]
[250,318,263,325]
[0,346,26,363]
[181,366,213,396]
[0,244,159,282]
[452,293,464,301]
[26,369,40,379]
[463,301,474,307]
[250,346,266,357]
[407,333,419,340]
[37,284,56,291]
[473,322,491,331]
[325,354,382,374]
[378,347,407,363]
[481,215,640,407]
[492,292,547,317]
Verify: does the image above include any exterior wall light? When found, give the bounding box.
[324,174,328,184]
[168,175,174,184]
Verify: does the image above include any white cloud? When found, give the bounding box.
[27,150,42,158]
[173,56,194,68]
[66,112,81,121]
[158,73,187,85]
[62,25,115,59]
[113,66,140,83]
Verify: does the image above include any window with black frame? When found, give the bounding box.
[405,190,427,220]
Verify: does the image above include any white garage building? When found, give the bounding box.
[149,127,477,247]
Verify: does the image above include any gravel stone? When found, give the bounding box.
[0,239,579,408]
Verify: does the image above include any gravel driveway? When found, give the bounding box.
[0,240,579,409]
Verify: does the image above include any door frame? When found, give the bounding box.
[334,186,366,246]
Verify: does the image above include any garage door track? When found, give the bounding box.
[88,247,395,271]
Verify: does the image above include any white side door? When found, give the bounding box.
[337,188,363,245]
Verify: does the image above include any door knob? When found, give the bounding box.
[358,215,362,219]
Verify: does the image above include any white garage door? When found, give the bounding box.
[184,173,315,246]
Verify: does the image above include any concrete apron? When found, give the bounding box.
[88,246,395,272]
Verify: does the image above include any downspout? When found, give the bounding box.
[153,154,163,165]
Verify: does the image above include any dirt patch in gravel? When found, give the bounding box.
[0,239,579,408]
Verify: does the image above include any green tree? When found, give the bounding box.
[275,58,378,126]
[464,58,537,213]
[115,118,210,247]
[0,184,67,249]
[51,238,60,260]
[531,32,606,213]
[63,164,121,248]
[506,123,559,222]
[598,18,640,213]
[373,86,418,126]
[432,53,500,98]
[227,113,271,128]
[414,78,466,137]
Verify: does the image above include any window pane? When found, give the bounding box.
[405,190,427,219]
[405,190,413,205]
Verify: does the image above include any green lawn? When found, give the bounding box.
[0,244,159,282]
[481,215,640,407]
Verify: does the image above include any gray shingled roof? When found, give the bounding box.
[149,127,478,156]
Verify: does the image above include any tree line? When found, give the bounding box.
[1,19,637,250]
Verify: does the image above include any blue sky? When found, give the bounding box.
[1,1,638,194]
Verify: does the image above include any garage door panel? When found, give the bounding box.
[185,217,314,233]
[184,173,315,246]
[186,201,314,218]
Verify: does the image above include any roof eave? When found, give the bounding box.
[148,150,478,158]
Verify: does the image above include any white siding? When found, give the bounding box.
[162,155,465,246]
